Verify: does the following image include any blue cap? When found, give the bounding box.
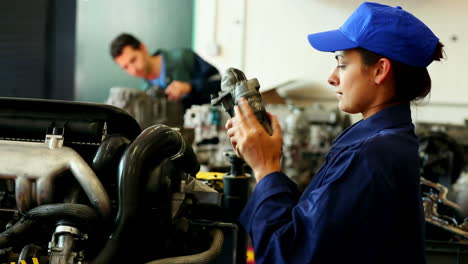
[307,2,439,67]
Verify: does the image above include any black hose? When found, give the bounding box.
[27,203,98,223]
[90,124,200,264]
[92,135,131,173]
[0,204,98,248]
[0,218,35,249]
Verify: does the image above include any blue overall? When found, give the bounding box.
[240,103,426,264]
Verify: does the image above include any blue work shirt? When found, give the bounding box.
[143,49,221,109]
[240,103,426,264]
[148,57,167,88]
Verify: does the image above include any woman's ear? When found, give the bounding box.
[374,58,392,84]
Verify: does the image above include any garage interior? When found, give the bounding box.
[0,0,467,263]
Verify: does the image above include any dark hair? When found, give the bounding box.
[110,33,142,58]
[356,42,445,103]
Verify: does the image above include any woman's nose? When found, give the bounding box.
[328,69,339,86]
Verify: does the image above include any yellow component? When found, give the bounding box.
[246,248,255,262]
[20,261,27,264]
[32,258,40,264]
[196,171,225,192]
[196,171,224,180]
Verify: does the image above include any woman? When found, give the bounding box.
[226,2,444,263]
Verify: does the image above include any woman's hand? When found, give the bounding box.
[226,98,282,182]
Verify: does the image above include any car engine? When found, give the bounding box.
[0,97,240,264]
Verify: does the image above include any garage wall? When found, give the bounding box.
[0,0,76,100]
[75,0,194,103]
[193,0,467,124]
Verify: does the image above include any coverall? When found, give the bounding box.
[240,103,426,264]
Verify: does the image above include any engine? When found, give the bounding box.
[0,97,241,264]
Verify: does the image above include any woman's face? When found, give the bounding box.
[327,49,380,117]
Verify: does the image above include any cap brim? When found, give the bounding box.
[307,29,358,52]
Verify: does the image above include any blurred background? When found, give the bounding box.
[1,1,468,262]
[1,0,465,125]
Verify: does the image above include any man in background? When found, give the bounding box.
[110,33,221,110]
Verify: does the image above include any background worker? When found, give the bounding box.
[110,33,221,110]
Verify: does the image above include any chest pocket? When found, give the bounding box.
[316,145,360,187]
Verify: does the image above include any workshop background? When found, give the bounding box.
[1,0,465,125]
[192,0,467,125]
[1,0,468,263]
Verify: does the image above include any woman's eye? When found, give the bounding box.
[337,64,346,69]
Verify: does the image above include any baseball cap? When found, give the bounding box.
[307,2,439,67]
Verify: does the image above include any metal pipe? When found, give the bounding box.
[0,140,111,219]
[190,220,239,264]
[145,228,224,264]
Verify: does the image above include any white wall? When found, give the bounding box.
[193,0,468,125]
